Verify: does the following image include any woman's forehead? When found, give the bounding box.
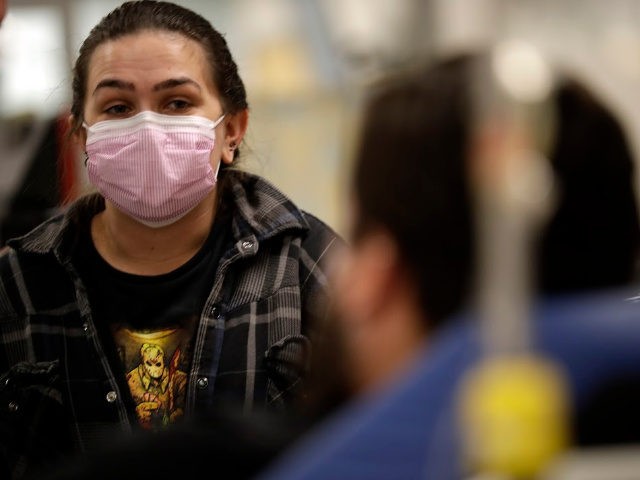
[86,30,215,91]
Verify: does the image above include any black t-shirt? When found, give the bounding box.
[74,213,230,430]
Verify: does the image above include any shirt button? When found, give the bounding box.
[82,322,89,332]
[8,401,18,412]
[196,377,209,389]
[105,391,118,403]
[241,240,253,251]
[211,306,222,320]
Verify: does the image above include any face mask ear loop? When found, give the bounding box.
[212,114,227,180]
[213,159,222,182]
[81,122,90,167]
[212,114,226,129]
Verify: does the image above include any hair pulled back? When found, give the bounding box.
[70,0,247,138]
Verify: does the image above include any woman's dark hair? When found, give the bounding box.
[352,52,640,328]
[69,0,248,164]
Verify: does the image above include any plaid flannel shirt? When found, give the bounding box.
[0,171,341,464]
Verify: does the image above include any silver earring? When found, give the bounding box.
[83,152,89,166]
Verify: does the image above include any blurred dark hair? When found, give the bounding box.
[537,79,640,294]
[352,55,475,328]
[351,52,640,328]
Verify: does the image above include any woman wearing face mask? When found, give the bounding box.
[0,1,341,477]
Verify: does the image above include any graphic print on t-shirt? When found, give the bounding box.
[113,326,191,430]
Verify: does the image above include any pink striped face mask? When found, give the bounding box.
[84,111,225,228]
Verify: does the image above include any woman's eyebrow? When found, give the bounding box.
[92,78,135,96]
[153,77,202,92]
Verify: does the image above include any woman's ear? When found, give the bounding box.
[221,109,249,165]
[68,115,86,151]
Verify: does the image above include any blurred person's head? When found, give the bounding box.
[330,55,475,395]
[329,51,640,396]
[537,78,640,293]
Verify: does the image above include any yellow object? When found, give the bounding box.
[457,354,571,478]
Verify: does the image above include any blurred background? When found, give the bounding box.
[2,0,640,240]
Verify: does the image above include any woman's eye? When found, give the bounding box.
[104,104,130,115]
[166,99,191,111]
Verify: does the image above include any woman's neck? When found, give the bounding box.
[91,194,218,275]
